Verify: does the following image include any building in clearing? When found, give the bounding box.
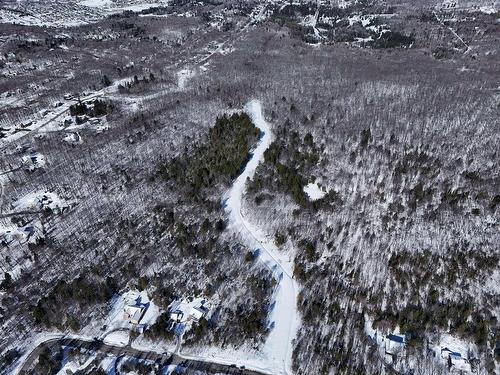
[168,298,211,325]
[22,153,46,171]
[385,334,406,355]
[123,304,146,325]
[189,306,205,322]
[170,310,184,323]
[441,347,468,367]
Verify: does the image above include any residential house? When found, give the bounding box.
[170,310,184,323]
[123,304,146,325]
[385,334,406,355]
[441,347,468,368]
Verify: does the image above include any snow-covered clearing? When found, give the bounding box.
[177,69,196,89]
[103,330,130,347]
[431,334,477,373]
[130,336,175,353]
[95,290,160,335]
[479,5,497,14]
[303,182,327,201]
[219,100,300,374]
[13,191,69,213]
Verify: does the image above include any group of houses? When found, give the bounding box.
[120,293,210,336]
[381,333,472,371]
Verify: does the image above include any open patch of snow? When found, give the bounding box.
[103,330,130,347]
[181,345,272,375]
[303,182,327,201]
[479,5,497,14]
[347,14,368,26]
[131,335,174,353]
[80,0,113,7]
[177,69,195,89]
[13,191,69,213]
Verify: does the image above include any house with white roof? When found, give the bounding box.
[168,297,211,327]
[21,153,45,171]
[123,294,151,325]
[170,310,184,323]
[123,304,145,324]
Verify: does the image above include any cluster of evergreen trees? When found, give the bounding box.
[158,113,260,200]
[69,99,110,118]
[32,275,118,331]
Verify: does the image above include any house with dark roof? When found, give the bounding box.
[441,347,468,367]
[385,334,406,355]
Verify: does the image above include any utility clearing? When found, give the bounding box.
[221,100,300,374]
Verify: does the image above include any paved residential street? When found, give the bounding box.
[17,337,269,375]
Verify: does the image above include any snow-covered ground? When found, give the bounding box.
[130,335,175,353]
[303,182,327,201]
[177,69,196,89]
[431,333,477,373]
[102,290,159,332]
[56,347,97,375]
[219,100,300,374]
[479,5,497,14]
[103,330,130,347]
[0,0,169,27]
[12,191,69,213]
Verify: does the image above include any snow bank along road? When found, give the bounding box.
[224,100,300,375]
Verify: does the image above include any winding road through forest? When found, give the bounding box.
[223,100,300,375]
[13,100,299,375]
